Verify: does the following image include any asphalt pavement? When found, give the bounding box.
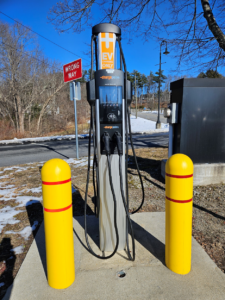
[0,133,169,167]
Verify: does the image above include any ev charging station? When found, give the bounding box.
[85,23,144,260]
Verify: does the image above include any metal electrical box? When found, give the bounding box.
[170,78,225,164]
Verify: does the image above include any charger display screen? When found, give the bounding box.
[99,86,122,123]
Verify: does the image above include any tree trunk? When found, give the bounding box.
[201,0,225,51]
[28,114,31,133]
[15,94,25,135]
[19,112,25,135]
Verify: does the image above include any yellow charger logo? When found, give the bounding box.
[100,33,114,69]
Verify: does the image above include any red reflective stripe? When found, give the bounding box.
[166,173,193,178]
[44,203,72,212]
[166,196,192,203]
[42,178,71,185]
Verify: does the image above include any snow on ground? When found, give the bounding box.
[150,110,164,115]
[15,196,42,208]
[0,134,89,145]
[10,245,24,255]
[0,206,23,232]
[65,157,93,168]
[5,221,38,240]
[141,110,164,114]
[0,156,90,242]
[130,115,168,133]
[24,187,42,193]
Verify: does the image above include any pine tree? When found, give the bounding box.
[197,69,223,78]
[152,70,167,88]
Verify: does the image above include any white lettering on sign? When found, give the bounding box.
[102,53,113,60]
[65,63,80,73]
[68,71,77,78]
[102,64,113,68]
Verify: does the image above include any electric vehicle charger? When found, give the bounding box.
[85,23,144,261]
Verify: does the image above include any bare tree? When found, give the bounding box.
[0,21,40,134]
[48,0,225,71]
[36,75,66,133]
[0,21,66,136]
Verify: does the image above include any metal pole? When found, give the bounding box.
[135,74,137,119]
[73,81,79,159]
[156,43,162,129]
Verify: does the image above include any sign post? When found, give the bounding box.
[70,81,81,159]
[63,59,82,159]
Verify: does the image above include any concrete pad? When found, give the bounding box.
[3,212,225,300]
[161,159,225,186]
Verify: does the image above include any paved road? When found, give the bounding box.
[0,133,169,167]
[131,111,168,123]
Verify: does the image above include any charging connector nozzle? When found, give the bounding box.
[114,132,123,155]
[102,132,111,155]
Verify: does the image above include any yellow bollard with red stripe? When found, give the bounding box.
[165,154,194,275]
[41,158,75,289]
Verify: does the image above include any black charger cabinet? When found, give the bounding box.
[170,78,225,164]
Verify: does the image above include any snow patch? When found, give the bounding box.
[0,134,89,145]
[0,206,22,232]
[0,175,9,179]
[0,185,15,189]
[0,187,16,197]
[10,245,24,254]
[14,167,28,173]
[65,158,92,168]
[25,187,42,193]
[16,196,42,207]
[5,221,38,240]
[130,115,168,133]
[3,166,23,171]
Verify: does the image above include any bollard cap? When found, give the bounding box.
[41,158,71,182]
[166,154,193,176]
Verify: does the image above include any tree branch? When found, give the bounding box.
[201,0,225,51]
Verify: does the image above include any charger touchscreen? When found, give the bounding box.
[99,86,122,123]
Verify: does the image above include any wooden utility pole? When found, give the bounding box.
[135,74,137,119]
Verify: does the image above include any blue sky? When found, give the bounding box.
[0,0,199,79]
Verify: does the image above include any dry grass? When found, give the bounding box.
[0,121,90,141]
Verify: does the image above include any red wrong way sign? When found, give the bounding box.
[63,58,82,83]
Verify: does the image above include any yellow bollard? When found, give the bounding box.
[165,154,193,275]
[41,158,75,289]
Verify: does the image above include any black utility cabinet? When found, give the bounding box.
[170,78,225,164]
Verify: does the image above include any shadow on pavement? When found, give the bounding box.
[132,220,165,265]
[26,202,46,279]
[33,144,70,159]
[72,189,165,265]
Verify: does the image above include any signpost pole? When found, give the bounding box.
[135,74,137,119]
[72,81,79,159]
